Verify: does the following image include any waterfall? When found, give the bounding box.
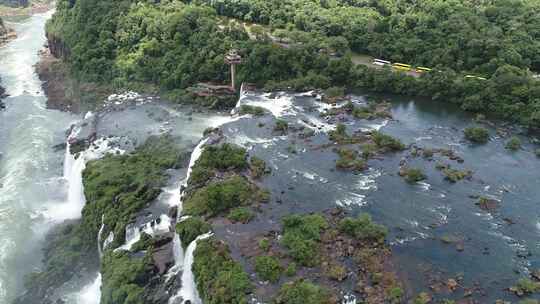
[76,274,102,304]
[97,215,105,258]
[169,232,212,304]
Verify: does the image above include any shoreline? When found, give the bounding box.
[0,1,52,17]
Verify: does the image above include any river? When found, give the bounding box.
[0,11,76,303]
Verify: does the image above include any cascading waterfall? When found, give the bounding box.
[168,88,250,303]
[177,232,212,304]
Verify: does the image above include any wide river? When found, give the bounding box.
[1,10,540,304]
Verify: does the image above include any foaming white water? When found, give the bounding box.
[116,214,172,252]
[165,234,186,281]
[71,274,101,304]
[170,232,212,304]
[45,138,125,222]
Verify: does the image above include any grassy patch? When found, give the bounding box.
[274,119,289,133]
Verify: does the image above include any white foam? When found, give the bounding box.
[76,274,102,304]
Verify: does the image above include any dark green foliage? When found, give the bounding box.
[464,127,489,143]
[228,207,254,223]
[335,148,367,171]
[370,131,405,151]
[193,238,252,304]
[183,176,261,217]
[401,167,426,184]
[281,214,328,266]
[274,280,332,304]
[274,119,289,133]
[329,123,359,144]
[101,250,153,304]
[339,214,388,244]
[239,104,266,116]
[254,255,282,282]
[506,136,522,151]
[176,217,212,248]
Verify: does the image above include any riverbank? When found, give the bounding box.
[0,0,52,17]
[35,47,114,113]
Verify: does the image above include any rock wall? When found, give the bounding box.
[46,32,70,59]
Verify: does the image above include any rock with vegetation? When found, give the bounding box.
[464,127,489,144]
[506,136,522,151]
[399,167,427,184]
[254,255,282,283]
[335,148,367,171]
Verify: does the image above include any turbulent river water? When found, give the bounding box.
[2,10,540,304]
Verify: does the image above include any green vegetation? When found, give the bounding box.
[281,214,328,266]
[258,238,270,251]
[17,135,181,303]
[371,131,405,151]
[48,0,540,128]
[387,287,404,304]
[442,167,473,183]
[514,278,540,294]
[249,156,269,178]
[274,280,332,304]
[285,262,297,277]
[228,207,254,223]
[324,86,345,99]
[400,167,426,184]
[339,214,388,244]
[464,127,489,144]
[193,237,252,304]
[254,255,282,282]
[175,217,212,248]
[239,104,265,116]
[329,124,359,144]
[183,175,263,217]
[100,250,153,304]
[335,148,367,171]
[190,143,247,185]
[506,136,522,151]
[274,119,289,133]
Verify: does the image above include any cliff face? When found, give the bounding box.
[0,0,29,7]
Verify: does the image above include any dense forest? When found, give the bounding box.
[46,0,540,128]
